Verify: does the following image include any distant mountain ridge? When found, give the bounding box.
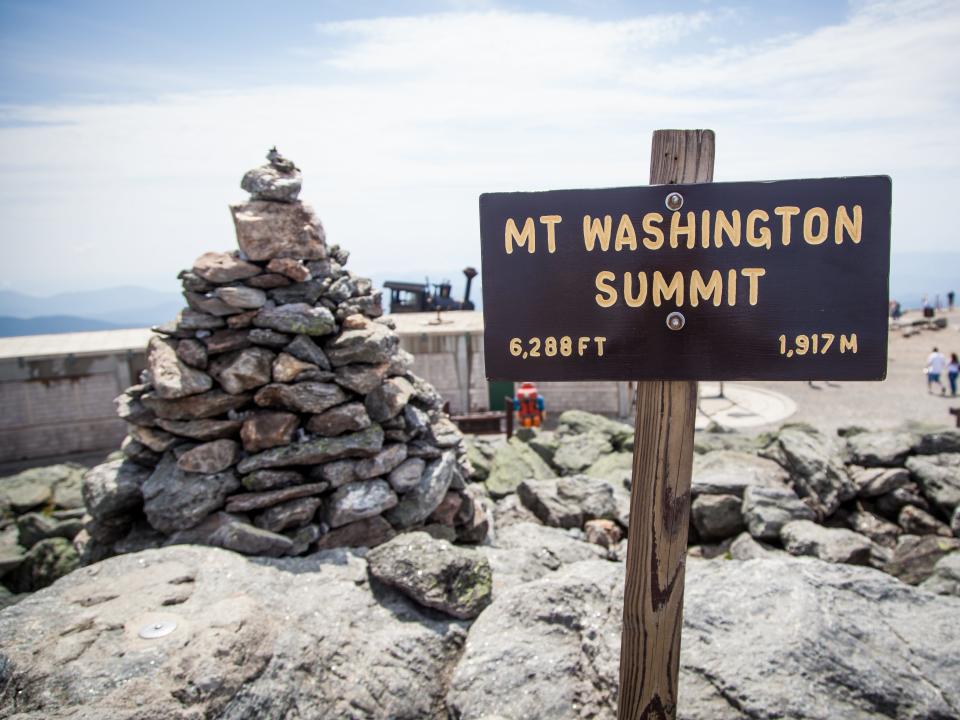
[0,315,128,336]
[0,253,952,337]
[0,286,181,320]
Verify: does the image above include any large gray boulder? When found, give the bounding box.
[448,556,960,720]
[2,464,87,514]
[552,432,613,474]
[477,522,608,594]
[0,545,466,719]
[584,452,633,487]
[447,560,622,719]
[141,453,240,533]
[741,486,815,541]
[761,426,854,516]
[324,322,398,366]
[518,475,619,530]
[850,466,912,497]
[555,410,632,450]
[691,494,744,541]
[780,520,875,565]
[385,451,456,529]
[82,460,150,522]
[846,430,915,467]
[913,429,960,455]
[367,532,493,619]
[485,438,555,498]
[230,200,326,261]
[884,534,960,585]
[905,453,960,517]
[145,336,213,399]
[692,450,790,497]
[921,552,960,596]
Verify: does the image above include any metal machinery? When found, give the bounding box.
[384,267,478,314]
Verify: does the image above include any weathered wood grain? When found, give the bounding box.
[617,129,715,720]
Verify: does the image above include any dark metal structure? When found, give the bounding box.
[385,267,478,314]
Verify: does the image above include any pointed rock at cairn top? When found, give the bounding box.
[241,147,302,203]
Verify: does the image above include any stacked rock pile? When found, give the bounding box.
[78,149,486,562]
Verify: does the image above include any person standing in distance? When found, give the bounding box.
[948,353,959,397]
[926,347,947,395]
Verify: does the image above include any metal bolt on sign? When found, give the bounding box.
[138,620,177,639]
[664,191,684,211]
[666,312,686,331]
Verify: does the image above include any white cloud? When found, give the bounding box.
[0,0,957,296]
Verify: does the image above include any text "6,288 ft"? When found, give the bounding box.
[509,336,607,359]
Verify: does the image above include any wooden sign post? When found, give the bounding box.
[477,128,891,719]
[617,129,712,720]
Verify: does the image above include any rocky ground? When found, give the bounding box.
[0,464,85,607]
[1,408,959,718]
[0,533,957,719]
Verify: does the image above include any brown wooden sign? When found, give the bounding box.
[479,175,891,381]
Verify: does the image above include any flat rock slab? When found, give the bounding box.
[141,390,250,420]
[237,425,384,473]
[225,482,330,513]
[0,545,465,719]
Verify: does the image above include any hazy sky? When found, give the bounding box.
[0,0,957,296]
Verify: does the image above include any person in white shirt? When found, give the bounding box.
[926,347,946,395]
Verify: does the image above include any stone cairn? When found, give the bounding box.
[78,149,487,562]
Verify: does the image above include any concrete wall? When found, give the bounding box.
[0,352,143,463]
[0,323,630,464]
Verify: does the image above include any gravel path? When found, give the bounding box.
[747,310,960,434]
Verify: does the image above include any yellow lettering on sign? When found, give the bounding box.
[615,214,638,251]
[505,217,536,254]
[803,207,829,245]
[741,267,766,305]
[653,271,684,307]
[714,210,741,248]
[539,215,561,253]
[641,213,665,250]
[583,215,613,252]
[774,206,800,246]
[624,271,648,307]
[690,270,723,307]
[669,211,696,249]
[595,270,617,307]
[835,205,862,244]
[746,210,771,249]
